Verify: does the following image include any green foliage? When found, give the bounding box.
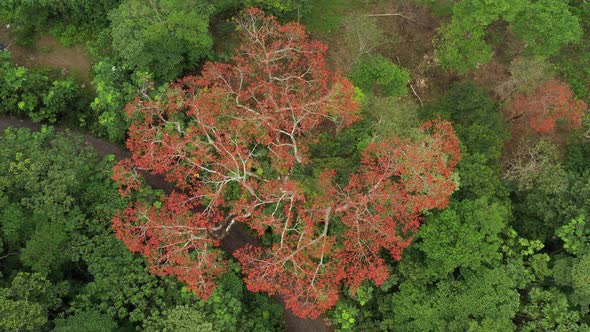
[569,254,590,308]
[512,171,590,241]
[511,139,590,241]
[109,0,213,81]
[552,1,590,102]
[86,60,154,142]
[424,83,508,199]
[349,54,410,98]
[20,220,70,276]
[144,276,283,332]
[499,228,550,288]
[418,198,508,277]
[244,0,309,19]
[0,51,81,123]
[146,271,284,332]
[566,135,590,174]
[0,128,166,324]
[519,287,590,331]
[331,301,360,331]
[424,82,506,161]
[0,204,35,249]
[553,253,590,310]
[0,272,61,332]
[195,272,245,330]
[0,292,47,332]
[70,232,173,323]
[42,79,80,122]
[308,119,371,185]
[0,127,284,330]
[143,305,214,332]
[0,0,120,46]
[511,0,582,57]
[0,128,94,220]
[53,310,117,332]
[557,215,589,255]
[385,267,520,331]
[435,0,582,73]
[435,21,493,74]
[434,0,520,73]
[457,151,506,199]
[556,44,590,102]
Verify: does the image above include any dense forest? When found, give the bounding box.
[0,0,589,331]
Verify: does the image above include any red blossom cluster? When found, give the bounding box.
[510,80,587,134]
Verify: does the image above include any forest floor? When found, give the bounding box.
[0,25,92,84]
[317,0,515,104]
[316,1,451,103]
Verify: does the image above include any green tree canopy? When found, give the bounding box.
[349,54,410,98]
[511,0,583,57]
[435,0,582,73]
[109,0,213,81]
[385,268,520,331]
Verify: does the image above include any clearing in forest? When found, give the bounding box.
[0,25,92,83]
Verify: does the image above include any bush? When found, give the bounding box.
[0,51,81,123]
[349,54,410,98]
[85,60,154,142]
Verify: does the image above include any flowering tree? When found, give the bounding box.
[509,80,587,134]
[113,8,461,318]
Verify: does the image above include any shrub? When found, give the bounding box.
[349,54,410,98]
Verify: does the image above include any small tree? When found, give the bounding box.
[509,56,554,93]
[349,54,410,98]
[341,16,384,67]
[502,138,567,193]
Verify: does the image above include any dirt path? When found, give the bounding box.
[0,116,328,332]
[0,26,92,83]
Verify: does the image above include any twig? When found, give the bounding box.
[367,13,418,23]
[410,84,424,108]
[225,219,236,233]
[0,252,17,261]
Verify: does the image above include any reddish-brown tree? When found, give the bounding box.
[113,8,461,318]
[509,80,587,134]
